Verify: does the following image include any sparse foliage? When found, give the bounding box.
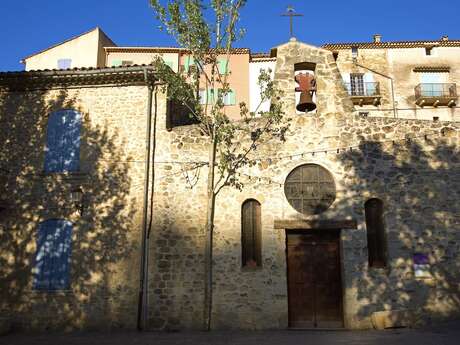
[150,0,287,330]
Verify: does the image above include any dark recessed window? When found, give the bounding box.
[365,198,387,268]
[425,47,433,56]
[351,47,358,59]
[241,199,262,268]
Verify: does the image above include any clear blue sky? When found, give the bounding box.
[0,0,458,71]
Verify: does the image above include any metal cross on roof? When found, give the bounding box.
[281,5,304,38]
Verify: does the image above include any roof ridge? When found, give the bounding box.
[21,27,115,63]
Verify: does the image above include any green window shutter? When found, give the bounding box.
[163,58,173,69]
[112,60,122,67]
[207,89,217,104]
[184,56,195,72]
[218,58,229,74]
[229,90,236,105]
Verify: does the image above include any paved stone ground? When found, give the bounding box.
[2,322,460,345]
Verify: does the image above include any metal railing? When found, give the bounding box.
[344,82,380,97]
[415,83,457,98]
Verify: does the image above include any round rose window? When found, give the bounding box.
[284,164,336,215]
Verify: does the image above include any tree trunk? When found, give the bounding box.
[203,137,217,331]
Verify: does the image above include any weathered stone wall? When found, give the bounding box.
[147,40,460,330]
[1,39,459,332]
[0,85,157,331]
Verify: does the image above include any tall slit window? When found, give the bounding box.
[365,198,387,268]
[241,199,262,268]
[34,219,73,290]
[44,109,82,173]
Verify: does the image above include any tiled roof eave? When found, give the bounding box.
[0,65,159,91]
[323,40,460,50]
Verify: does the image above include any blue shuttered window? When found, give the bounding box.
[57,59,72,69]
[34,219,73,290]
[44,110,82,173]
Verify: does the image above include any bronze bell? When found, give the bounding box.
[297,91,316,112]
[295,72,317,113]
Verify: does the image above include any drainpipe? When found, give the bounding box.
[138,68,155,331]
[353,60,398,118]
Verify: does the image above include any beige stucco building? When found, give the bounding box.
[0,31,459,332]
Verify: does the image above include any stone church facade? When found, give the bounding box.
[0,37,459,332]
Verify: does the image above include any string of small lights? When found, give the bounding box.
[245,130,458,164]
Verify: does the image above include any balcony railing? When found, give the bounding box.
[345,82,380,97]
[415,83,457,107]
[344,82,381,106]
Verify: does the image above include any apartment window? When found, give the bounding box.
[57,59,72,69]
[425,47,433,56]
[351,46,358,59]
[365,198,387,268]
[44,109,82,173]
[34,219,73,290]
[350,73,364,96]
[241,199,262,268]
[420,73,444,97]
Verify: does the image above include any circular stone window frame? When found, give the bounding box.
[284,163,337,215]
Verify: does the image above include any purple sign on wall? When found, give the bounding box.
[413,253,429,265]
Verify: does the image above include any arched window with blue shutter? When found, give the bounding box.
[34,219,73,290]
[44,110,82,173]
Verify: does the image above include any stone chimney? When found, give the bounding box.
[441,35,449,41]
[373,34,382,43]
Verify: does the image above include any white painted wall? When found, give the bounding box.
[249,60,276,114]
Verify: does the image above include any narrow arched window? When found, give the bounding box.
[34,219,73,290]
[365,198,387,268]
[241,199,262,267]
[44,109,82,172]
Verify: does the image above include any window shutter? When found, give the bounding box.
[365,199,386,268]
[53,220,72,290]
[34,221,53,290]
[44,112,62,172]
[34,220,72,290]
[342,73,350,83]
[228,90,236,105]
[184,56,194,72]
[207,89,216,104]
[62,110,81,172]
[44,110,81,173]
[241,199,262,267]
[218,58,229,74]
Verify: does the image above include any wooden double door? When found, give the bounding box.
[286,230,343,328]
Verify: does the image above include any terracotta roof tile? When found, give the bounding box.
[322,39,460,50]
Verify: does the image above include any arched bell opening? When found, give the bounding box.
[294,62,317,114]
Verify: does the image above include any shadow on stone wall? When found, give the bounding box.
[0,89,138,331]
[335,129,460,327]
